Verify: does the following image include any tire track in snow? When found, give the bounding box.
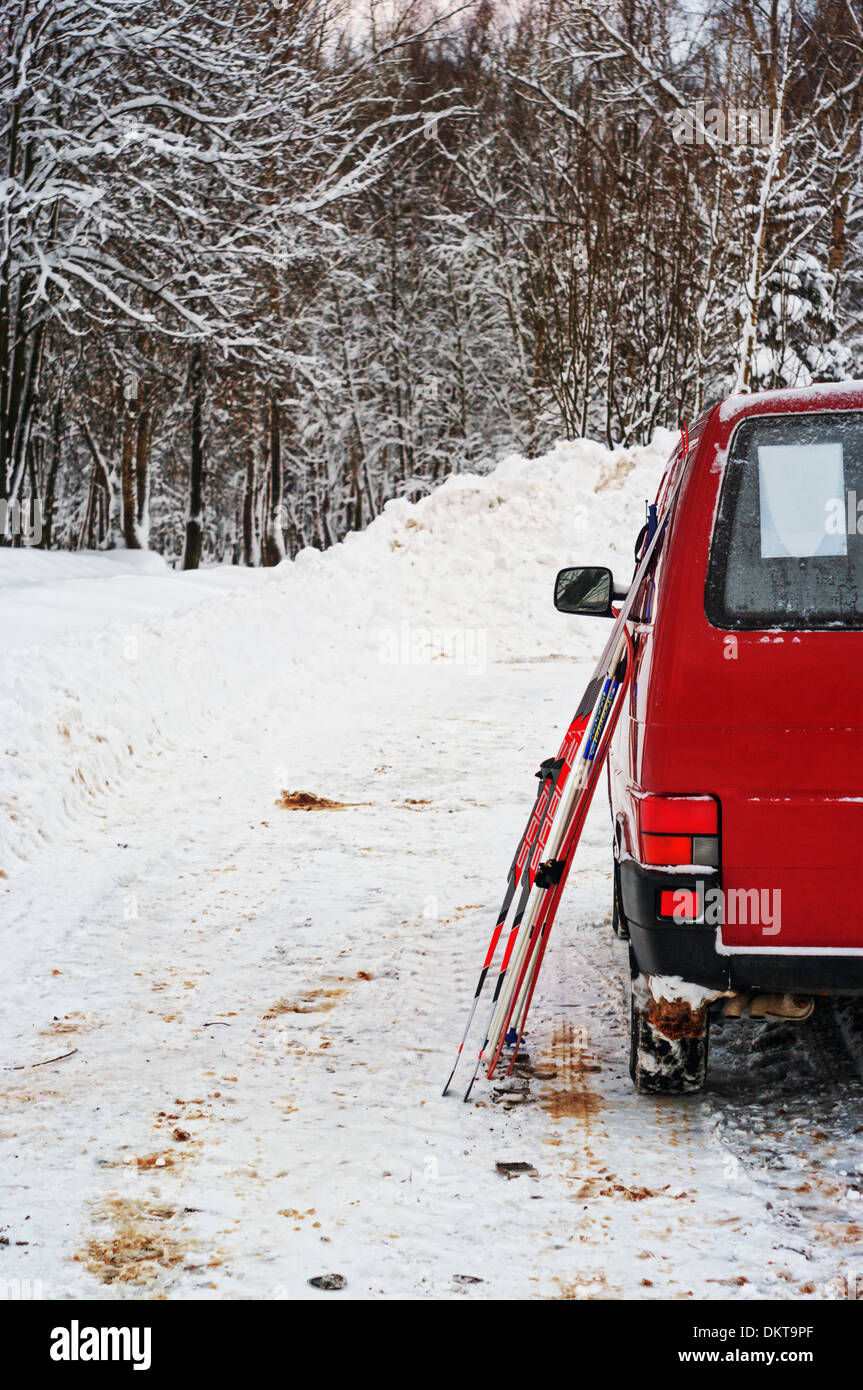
[4,649,863,1299]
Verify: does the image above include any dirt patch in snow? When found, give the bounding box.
[276,790,365,810]
[599,1182,661,1201]
[555,1272,622,1299]
[135,1152,178,1170]
[80,1196,189,1287]
[568,1169,682,1202]
[264,987,347,1018]
[41,1011,101,1038]
[596,451,638,491]
[539,1021,602,1122]
[812,1219,863,1247]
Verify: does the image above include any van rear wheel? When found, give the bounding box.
[629,973,709,1095]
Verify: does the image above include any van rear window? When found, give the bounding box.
[705,410,863,629]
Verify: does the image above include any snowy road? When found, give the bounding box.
[2,439,863,1300]
[5,655,863,1301]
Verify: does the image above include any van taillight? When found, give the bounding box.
[659,889,699,920]
[642,834,692,865]
[637,795,719,868]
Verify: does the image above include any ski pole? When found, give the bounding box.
[464,656,623,1098]
[448,688,602,1096]
[499,631,635,1075]
[484,633,633,1078]
[441,755,560,1095]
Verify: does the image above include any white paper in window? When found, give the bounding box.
[757,443,847,558]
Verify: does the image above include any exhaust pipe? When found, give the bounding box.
[722,991,814,1021]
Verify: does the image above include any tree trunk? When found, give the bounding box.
[348,440,363,533]
[242,440,259,566]
[78,463,99,550]
[135,403,151,548]
[41,394,63,549]
[80,417,117,548]
[262,392,285,567]
[120,406,140,549]
[183,344,204,570]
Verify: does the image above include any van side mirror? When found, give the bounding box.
[554,566,619,617]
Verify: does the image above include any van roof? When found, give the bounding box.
[717,379,863,428]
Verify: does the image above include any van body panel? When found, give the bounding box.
[611,382,863,982]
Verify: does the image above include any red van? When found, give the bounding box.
[556,382,863,1094]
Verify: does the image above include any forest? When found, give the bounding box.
[2,0,862,564]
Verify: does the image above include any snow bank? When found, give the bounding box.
[0,547,265,649]
[0,431,674,872]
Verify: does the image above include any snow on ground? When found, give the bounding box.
[2,432,863,1300]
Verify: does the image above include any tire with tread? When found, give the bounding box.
[629,970,709,1095]
[612,859,629,940]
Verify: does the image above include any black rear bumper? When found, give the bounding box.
[620,859,863,995]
